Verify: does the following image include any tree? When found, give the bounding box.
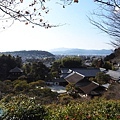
[0,54,22,80]
[1,0,119,29]
[29,80,46,89]
[13,80,29,92]
[28,61,50,81]
[23,63,32,75]
[0,94,47,120]
[103,61,113,70]
[89,0,120,48]
[50,61,61,79]
[92,58,104,68]
[95,72,111,84]
[94,0,120,7]
[0,0,79,29]
[0,0,53,29]
[60,56,83,68]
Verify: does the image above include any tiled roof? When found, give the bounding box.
[9,67,23,73]
[102,83,110,89]
[106,70,120,81]
[76,79,92,87]
[79,81,99,94]
[60,73,70,78]
[52,78,66,83]
[61,68,70,73]
[71,68,100,77]
[65,72,85,84]
[61,68,101,78]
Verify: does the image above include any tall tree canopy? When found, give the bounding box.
[54,56,83,68]
[24,61,50,81]
[0,54,22,80]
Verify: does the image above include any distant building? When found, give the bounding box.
[106,70,120,82]
[8,66,23,80]
[60,68,101,79]
[60,67,106,96]
[65,72,85,84]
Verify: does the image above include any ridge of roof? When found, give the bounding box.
[65,71,85,84]
[9,66,23,73]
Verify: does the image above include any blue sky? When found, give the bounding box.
[0,0,113,52]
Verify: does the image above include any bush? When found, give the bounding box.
[58,93,74,105]
[29,80,46,89]
[0,94,47,120]
[103,83,120,100]
[46,98,120,120]
[13,80,29,92]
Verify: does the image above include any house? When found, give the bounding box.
[60,67,106,96]
[60,67,101,79]
[65,71,85,84]
[76,80,105,97]
[8,66,23,80]
[106,70,120,82]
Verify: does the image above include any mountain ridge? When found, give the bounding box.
[49,48,112,56]
[0,50,55,60]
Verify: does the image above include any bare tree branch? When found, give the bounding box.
[0,0,61,29]
[89,0,120,48]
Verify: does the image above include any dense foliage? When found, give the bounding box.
[90,72,111,85]
[0,79,58,104]
[3,50,55,61]
[104,47,120,63]
[1,95,120,120]
[92,58,113,70]
[46,98,120,120]
[24,62,50,81]
[60,56,83,68]
[0,71,119,120]
[52,56,83,68]
[0,94,47,120]
[0,54,22,80]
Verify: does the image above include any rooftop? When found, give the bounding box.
[79,81,99,94]
[65,72,85,84]
[106,70,120,81]
[9,66,23,73]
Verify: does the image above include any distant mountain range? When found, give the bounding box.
[0,49,113,61]
[49,48,112,56]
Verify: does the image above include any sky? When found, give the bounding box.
[0,0,114,52]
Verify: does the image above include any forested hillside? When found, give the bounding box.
[0,50,55,61]
[104,48,120,63]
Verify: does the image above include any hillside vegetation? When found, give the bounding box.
[105,48,120,63]
[0,50,55,60]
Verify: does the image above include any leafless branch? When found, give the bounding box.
[0,0,60,29]
[89,0,120,48]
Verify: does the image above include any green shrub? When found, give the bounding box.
[29,80,46,89]
[46,98,120,120]
[58,93,74,105]
[0,94,47,120]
